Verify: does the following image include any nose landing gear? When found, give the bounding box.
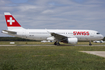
[89,40,92,46]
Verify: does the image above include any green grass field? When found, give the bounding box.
[0,41,105,70]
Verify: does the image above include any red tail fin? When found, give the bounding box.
[4,12,24,30]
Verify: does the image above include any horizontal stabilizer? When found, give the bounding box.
[2,30,17,34]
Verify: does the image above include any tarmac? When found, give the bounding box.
[0,44,105,46]
[80,51,105,58]
[0,45,55,46]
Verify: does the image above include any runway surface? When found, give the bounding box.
[80,51,105,58]
[0,45,55,46]
[0,44,105,46]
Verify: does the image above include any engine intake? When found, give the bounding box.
[62,38,78,45]
[67,38,78,45]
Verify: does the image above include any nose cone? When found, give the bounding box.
[100,34,104,39]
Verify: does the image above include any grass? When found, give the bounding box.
[0,42,105,70]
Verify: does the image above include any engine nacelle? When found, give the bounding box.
[67,38,78,45]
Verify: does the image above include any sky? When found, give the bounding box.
[0,0,105,36]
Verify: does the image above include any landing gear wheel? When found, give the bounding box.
[54,42,57,45]
[54,41,60,46]
[57,42,60,46]
[89,43,92,46]
[89,41,92,46]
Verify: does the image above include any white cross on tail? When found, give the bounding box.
[7,17,15,25]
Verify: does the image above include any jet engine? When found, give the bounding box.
[67,38,78,44]
[62,38,78,45]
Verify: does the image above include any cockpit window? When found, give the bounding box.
[97,33,100,34]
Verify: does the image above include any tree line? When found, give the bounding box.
[0,37,35,41]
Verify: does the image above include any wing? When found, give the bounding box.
[51,32,76,42]
[51,33,67,41]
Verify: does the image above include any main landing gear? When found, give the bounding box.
[54,41,60,46]
[89,40,92,46]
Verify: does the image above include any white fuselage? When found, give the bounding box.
[3,12,104,45]
[7,29,103,41]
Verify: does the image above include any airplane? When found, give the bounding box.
[2,12,104,46]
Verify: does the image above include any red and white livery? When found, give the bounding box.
[2,12,104,45]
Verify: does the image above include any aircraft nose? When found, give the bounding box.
[100,34,104,39]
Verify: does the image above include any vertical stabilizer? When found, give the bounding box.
[4,12,24,30]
